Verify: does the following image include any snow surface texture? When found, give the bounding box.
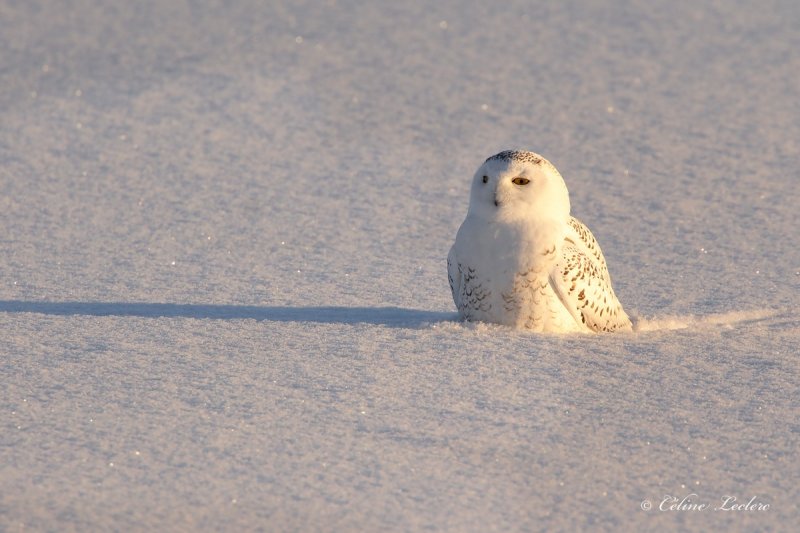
[1,0,798,531]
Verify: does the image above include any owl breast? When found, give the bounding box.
[448,219,583,332]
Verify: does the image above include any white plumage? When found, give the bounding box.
[448,150,632,333]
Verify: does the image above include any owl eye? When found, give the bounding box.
[511,177,530,186]
[482,175,489,184]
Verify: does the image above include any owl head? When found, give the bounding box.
[467,150,571,223]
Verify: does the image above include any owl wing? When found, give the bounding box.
[549,217,632,332]
[447,246,460,307]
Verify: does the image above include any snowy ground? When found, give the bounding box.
[1,0,799,531]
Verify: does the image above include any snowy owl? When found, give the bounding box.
[447,150,632,333]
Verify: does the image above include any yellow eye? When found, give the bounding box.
[512,177,530,185]
[482,175,489,184]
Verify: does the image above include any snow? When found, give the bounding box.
[1,0,798,531]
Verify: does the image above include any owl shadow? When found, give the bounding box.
[0,300,454,328]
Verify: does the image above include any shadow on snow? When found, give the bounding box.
[0,300,455,328]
